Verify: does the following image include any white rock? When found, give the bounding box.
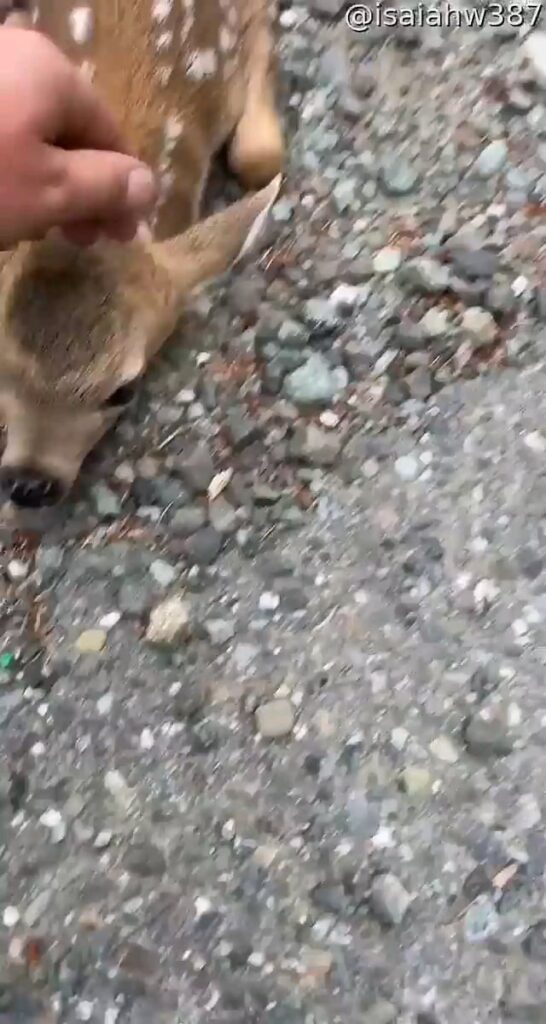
[3,906,20,928]
[394,455,420,481]
[7,559,28,582]
[522,31,546,88]
[373,246,402,274]
[259,591,280,612]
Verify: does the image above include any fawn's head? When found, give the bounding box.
[0,175,280,510]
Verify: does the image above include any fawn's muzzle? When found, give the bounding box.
[0,467,65,509]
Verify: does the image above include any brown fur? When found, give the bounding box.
[0,0,284,499]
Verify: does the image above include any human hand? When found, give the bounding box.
[0,25,158,248]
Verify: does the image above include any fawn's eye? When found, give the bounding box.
[104,383,137,408]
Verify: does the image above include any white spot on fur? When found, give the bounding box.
[186,49,217,81]
[164,115,184,152]
[237,176,282,262]
[152,0,173,23]
[69,6,93,45]
[155,65,173,87]
[156,30,173,51]
[219,26,235,53]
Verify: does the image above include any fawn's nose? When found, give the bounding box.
[0,467,65,509]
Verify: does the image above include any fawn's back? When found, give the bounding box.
[0,0,284,511]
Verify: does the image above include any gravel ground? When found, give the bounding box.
[2,5,546,1023]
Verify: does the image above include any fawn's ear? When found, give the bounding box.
[151,174,282,296]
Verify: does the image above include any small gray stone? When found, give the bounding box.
[450,247,499,280]
[373,247,402,275]
[226,408,260,450]
[171,506,207,536]
[179,444,215,494]
[400,257,450,294]
[370,873,412,926]
[474,140,508,177]
[277,319,309,348]
[309,0,346,18]
[0,691,23,726]
[396,320,426,351]
[464,895,499,942]
[361,1002,397,1024]
[34,545,64,585]
[346,793,381,839]
[464,701,518,757]
[503,964,546,1018]
[289,424,342,466]
[185,526,223,565]
[123,841,166,877]
[256,699,295,739]
[420,307,450,339]
[149,559,178,588]
[203,618,235,645]
[284,354,340,406]
[379,157,419,196]
[91,484,121,518]
[399,765,433,798]
[485,283,517,317]
[462,306,497,347]
[303,298,340,336]
[209,497,238,536]
[406,367,433,400]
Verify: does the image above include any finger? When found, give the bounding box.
[56,62,133,157]
[43,147,157,227]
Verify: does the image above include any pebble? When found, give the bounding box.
[6,559,28,583]
[394,455,420,481]
[303,297,340,335]
[256,699,295,738]
[330,283,366,314]
[259,591,280,612]
[399,765,433,798]
[450,247,498,280]
[91,483,121,518]
[289,424,342,466]
[185,526,223,565]
[429,735,459,763]
[209,496,238,535]
[361,1002,397,1024]
[379,157,419,196]
[146,595,192,646]
[203,618,236,645]
[474,140,508,177]
[149,559,178,587]
[464,895,499,942]
[179,444,215,493]
[3,906,19,928]
[523,31,546,89]
[39,807,66,843]
[462,306,497,347]
[400,257,450,293]
[76,629,107,654]
[420,307,450,338]
[370,873,412,926]
[171,506,207,536]
[464,701,518,757]
[284,353,341,406]
[373,246,402,275]
[503,964,546,1015]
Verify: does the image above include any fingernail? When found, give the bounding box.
[126,166,157,212]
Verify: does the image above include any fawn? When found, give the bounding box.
[0,0,284,510]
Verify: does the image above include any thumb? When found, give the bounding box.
[45,148,158,226]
